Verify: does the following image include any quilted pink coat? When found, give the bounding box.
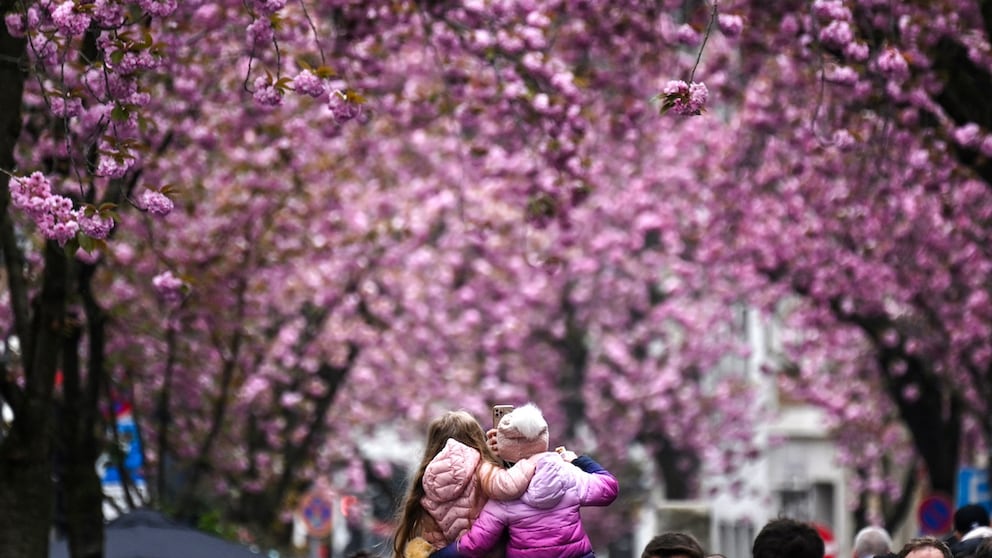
[420,438,536,549]
[441,453,618,558]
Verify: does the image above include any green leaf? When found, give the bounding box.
[64,237,80,257]
[79,234,95,253]
[91,238,109,253]
[111,104,129,122]
[526,194,557,219]
[344,90,367,104]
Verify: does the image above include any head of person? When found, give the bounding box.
[955,505,991,537]
[495,403,549,464]
[975,537,992,558]
[752,518,824,558]
[641,532,705,558]
[853,526,893,558]
[423,410,498,464]
[391,410,497,557]
[897,537,952,558]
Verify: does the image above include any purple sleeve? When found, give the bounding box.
[573,456,619,506]
[452,502,507,558]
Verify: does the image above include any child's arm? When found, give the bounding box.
[477,458,536,500]
[429,503,506,558]
[572,455,619,506]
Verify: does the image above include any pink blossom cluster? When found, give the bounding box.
[151,270,187,304]
[825,65,859,85]
[812,0,855,49]
[136,0,177,18]
[7,0,125,39]
[8,172,118,246]
[292,70,326,98]
[844,41,870,62]
[50,1,90,36]
[253,76,283,107]
[953,123,982,147]
[96,150,136,179]
[717,14,744,38]
[676,24,701,46]
[246,18,274,46]
[819,20,854,48]
[50,95,83,118]
[812,0,852,20]
[9,172,81,245]
[90,0,125,27]
[3,12,29,37]
[139,190,174,217]
[328,90,362,124]
[78,211,115,239]
[660,80,709,116]
[97,32,163,76]
[245,0,287,15]
[877,48,910,81]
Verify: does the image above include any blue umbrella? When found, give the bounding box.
[50,508,263,558]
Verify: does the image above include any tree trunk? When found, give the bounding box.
[841,308,961,500]
[59,275,106,558]
[0,242,69,558]
[0,421,56,558]
[882,457,918,534]
[0,11,63,558]
[652,434,698,500]
[881,354,961,497]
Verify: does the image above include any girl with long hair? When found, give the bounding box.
[392,410,536,558]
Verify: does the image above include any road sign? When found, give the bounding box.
[918,493,954,534]
[299,485,334,538]
[957,467,992,512]
[100,409,144,484]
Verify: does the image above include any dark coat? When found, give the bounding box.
[951,535,990,558]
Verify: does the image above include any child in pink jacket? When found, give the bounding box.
[431,404,619,558]
[392,410,537,558]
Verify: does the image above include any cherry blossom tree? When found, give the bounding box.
[6,0,992,557]
[0,0,741,555]
[699,0,992,528]
[95,75,761,546]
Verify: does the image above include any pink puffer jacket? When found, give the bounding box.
[420,438,536,548]
[447,453,618,558]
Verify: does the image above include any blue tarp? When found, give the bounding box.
[50,508,262,558]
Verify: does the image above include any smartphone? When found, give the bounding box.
[492,405,514,428]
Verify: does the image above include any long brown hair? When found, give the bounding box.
[391,411,499,558]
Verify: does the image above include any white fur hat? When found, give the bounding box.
[496,403,549,463]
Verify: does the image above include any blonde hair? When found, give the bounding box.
[391,411,500,557]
